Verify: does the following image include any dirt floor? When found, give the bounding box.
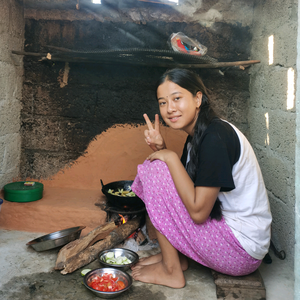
[0,259,183,300]
[0,261,217,300]
[0,229,295,300]
[0,229,218,300]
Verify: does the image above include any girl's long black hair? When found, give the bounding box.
[156,68,222,221]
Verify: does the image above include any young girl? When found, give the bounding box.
[131,68,272,289]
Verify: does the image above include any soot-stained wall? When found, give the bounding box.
[20,19,251,179]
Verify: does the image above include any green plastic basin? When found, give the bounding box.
[4,181,44,203]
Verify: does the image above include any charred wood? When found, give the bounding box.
[59,215,142,274]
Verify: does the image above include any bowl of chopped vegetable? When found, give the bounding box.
[99,248,139,271]
[101,180,145,209]
[83,268,132,298]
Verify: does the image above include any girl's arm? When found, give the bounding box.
[147,150,220,224]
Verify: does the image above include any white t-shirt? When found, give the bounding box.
[219,122,272,260]
[184,120,272,260]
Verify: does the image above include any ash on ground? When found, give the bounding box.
[118,224,160,253]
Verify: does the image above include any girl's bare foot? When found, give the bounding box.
[132,253,189,272]
[131,260,185,289]
[134,253,162,266]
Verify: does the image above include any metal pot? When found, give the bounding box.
[26,226,86,251]
[101,179,145,209]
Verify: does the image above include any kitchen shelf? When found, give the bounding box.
[12,47,260,69]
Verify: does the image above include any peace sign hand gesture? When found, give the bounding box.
[143,113,166,152]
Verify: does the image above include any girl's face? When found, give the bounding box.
[157,80,202,136]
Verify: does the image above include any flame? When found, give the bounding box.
[118,214,126,224]
[118,214,136,239]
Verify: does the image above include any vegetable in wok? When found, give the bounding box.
[107,188,136,197]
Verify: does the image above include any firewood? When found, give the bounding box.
[134,229,148,246]
[60,216,142,274]
[55,221,116,270]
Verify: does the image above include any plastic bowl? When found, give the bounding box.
[99,248,139,271]
[83,268,132,298]
[4,181,44,202]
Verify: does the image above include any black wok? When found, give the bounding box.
[101,179,145,209]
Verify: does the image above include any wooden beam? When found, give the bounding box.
[11,50,260,69]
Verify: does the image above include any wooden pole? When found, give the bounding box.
[11,50,260,69]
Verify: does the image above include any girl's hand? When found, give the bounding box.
[143,113,166,152]
[147,149,176,163]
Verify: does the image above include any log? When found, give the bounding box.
[55,221,116,270]
[60,215,142,274]
[134,229,148,246]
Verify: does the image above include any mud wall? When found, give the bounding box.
[0,0,24,189]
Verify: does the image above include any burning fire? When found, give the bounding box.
[118,214,136,239]
[116,214,147,245]
[118,214,126,224]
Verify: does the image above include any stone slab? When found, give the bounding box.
[211,269,266,300]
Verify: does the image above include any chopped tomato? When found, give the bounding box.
[117,280,126,290]
[90,282,98,290]
[88,273,126,292]
[92,275,101,283]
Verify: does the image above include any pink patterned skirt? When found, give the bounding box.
[132,159,261,276]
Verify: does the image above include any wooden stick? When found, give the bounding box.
[11,50,47,57]
[198,60,260,68]
[47,56,260,68]
[11,50,260,69]
[60,215,142,274]
[50,58,260,69]
[55,221,116,270]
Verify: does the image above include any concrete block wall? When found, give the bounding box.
[0,0,24,189]
[294,2,300,297]
[249,0,297,263]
